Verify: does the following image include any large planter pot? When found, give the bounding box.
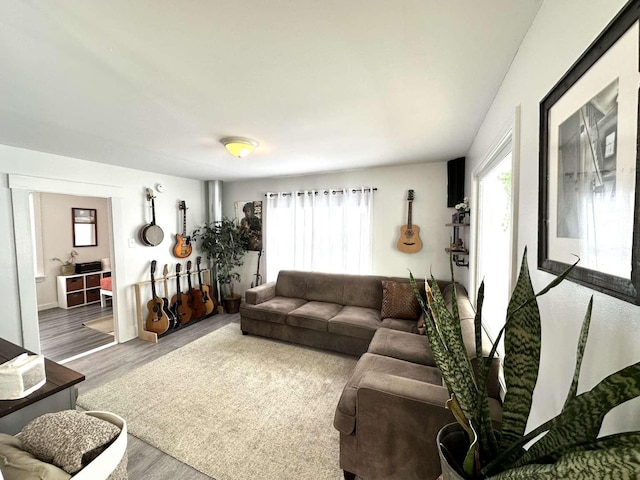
[437,423,469,480]
[222,294,242,314]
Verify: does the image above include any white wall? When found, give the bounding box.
[222,161,460,296]
[466,0,640,436]
[36,193,110,310]
[0,144,207,347]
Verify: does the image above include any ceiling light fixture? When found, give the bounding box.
[220,136,259,158]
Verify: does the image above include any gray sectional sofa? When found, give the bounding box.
[240,270,442,356]
[240,270,501,480]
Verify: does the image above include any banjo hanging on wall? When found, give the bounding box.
[139,188,165,247]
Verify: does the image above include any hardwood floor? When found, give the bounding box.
[38,302,115,362]
[66,312,238,480]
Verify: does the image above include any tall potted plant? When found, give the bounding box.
[192,217,249,314]
[410,249,640,479]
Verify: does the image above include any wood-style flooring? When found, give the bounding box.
[38,302,115,362]
[66,313,238,480]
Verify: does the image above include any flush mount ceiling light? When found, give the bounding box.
[220,136,259,158]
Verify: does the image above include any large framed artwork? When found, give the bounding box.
[538,1,640,304]
[235,200,263,251]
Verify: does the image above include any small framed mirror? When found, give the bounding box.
[72,208,97,247]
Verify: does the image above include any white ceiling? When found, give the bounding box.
[0,1,542,182]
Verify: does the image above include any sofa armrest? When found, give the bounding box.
[245,282,276,305]
[358,372,451,409]
[348,372,455,480]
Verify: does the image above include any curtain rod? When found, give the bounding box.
[265,187,377,198]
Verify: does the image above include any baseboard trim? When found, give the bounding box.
[38,302,58,311]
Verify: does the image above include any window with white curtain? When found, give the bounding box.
[265,188,374,280]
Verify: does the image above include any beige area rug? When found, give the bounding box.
[82,316,114,335]
[77,324,358,480]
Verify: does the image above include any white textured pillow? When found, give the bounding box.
[0,433,71,480]
[17,410,120,474]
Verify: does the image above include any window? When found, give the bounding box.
[474,131,516,353]
[265,188,374,281]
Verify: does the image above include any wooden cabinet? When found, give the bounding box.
[57,270,111,309]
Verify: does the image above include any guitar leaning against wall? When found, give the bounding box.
[196,256,215,316]
[186,260,207,320]
[145,260,170,334]
[171,263,192,325]
[396,189,423,253]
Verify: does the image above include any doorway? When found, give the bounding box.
[32,192,116,362]
[9,173,127,359]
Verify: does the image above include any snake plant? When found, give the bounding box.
[410,248,640,478]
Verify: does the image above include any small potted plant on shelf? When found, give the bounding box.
[52,250,79,275]
[410,249,640,479]
[192,217,249,314]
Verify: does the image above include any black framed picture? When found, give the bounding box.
[538,1,640,304]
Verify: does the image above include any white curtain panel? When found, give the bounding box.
[265,188,374,281]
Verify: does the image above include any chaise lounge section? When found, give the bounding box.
[334,283,502,480]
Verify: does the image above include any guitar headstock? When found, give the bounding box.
[176,263,182,274]
[407,189,415,201]
[146,188,155,201]
[179,200,188,210]
[196,256,202,267]
[186,260,192,273]
[163,264,170,279]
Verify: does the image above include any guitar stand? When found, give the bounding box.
[134,268,218,344]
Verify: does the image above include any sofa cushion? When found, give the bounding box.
[342,274,386,310]
[306,273,345,304]
[287,301,343,331]
[380,280,424,320]
[328,306,381,340]
[380,317,417,332]
[368,328,436,367]
[17,410,120,475]
[240,296,308,324]
[0,433,71,480]
[334,353,442,435]
[275,271,308,298]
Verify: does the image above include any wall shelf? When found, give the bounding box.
[446,211,469,268]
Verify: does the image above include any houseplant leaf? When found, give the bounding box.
[562,296,593,410]
[499,247,541,449]
[490,444,640,480]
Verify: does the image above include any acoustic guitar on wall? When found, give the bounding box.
[396,189,423,253]
[173,200,193,258]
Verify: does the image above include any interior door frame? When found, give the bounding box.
[9,174,126,352]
